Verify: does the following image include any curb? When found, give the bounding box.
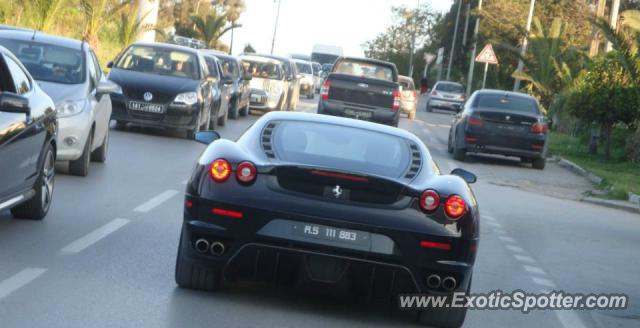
[581,197,640,214]
[556,158,603,184]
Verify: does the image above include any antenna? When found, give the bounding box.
[31,29,36,41]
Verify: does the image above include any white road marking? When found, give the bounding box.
[505,245,525,253]
[133,189,179,213]
[531,276,556,288]
[60,218,130,253]
[523,265,547,276]
[498,236,516,243]
[0,268,47,300]
[513,254,536,263]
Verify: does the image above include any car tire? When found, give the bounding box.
[240,102,249,116]
[532,158,546,170]
[453,142,466,161]
[187,112,202,139]
[218,107,228,126]
[426,102,433,112]
[114,120,127,130]
[307,92,313,100]
[447,130,454,154]
[417,275,471,328]
[174,228,221,291]
[11,143,55,220]
[228,98,239,119]
[90,128,109,163]
[69,131,93,177]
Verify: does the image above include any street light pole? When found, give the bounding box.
[446,0,463,81]
[270,0,282,55]
[465,0,483,97]
[606,0,621,52]
[513,0,535,92]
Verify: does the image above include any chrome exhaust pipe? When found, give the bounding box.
[442,276,457,291]
[194,239,210,254]
[426,274,441,289]
[210,241,225,256]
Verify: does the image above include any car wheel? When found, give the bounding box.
[453,141,466,161]
[69,131,93,177]
[91,128,109,163]
[114,120,127,130]
[417,275,471,328]
[218,106,228,126]
[187,111,202,139]
[532,158,546,170]
[11,143,55,220]
[228,98,239,119]
[240,102,249,116]
[174,227,221,291]
[426,102,433,112]
[307,92,313,100]
[447,130,454,154]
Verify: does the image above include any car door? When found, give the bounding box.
[0,52,42,200]
[216,60,231,118]
[88,50,111,150]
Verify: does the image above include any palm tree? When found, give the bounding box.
[222,0,246,54]
[189,13,240,50]
[591,10,640,84]
[79,0,131,50]
[115,1,153,47]
[30,0,68,32]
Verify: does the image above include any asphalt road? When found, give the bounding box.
[0,95,638,328]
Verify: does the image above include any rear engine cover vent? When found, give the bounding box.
[404,143,421,179]
[261,122,277,158]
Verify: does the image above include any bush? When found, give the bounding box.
[626,126,640,163]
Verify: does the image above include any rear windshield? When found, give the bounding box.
[400,79,415,90]
[242,59,282,80]
[114,45,200,79]
[295,62,312,74]
[218,57,239,79]
[333,59,395,82]
[475,94,539,114]
[273,121,410,178]
[435,83,464,93]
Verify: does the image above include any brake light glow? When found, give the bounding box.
[530,122,547,134]
[419,190,440,212]
[212,208,243,219]
[420,240,451,250]
[392,89,401,111]
[468,116,483,127]
[210,159,231,182]
[531,144,543,150]
[320,81,331,100]
[464,137,479,142]
[311,170,369,182]
[444,195,466,219]
[236,161,257,183]
[185,201,193,208]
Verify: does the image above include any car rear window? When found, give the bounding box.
[400,79,415,90]
[295,62,312,74]
[435,83,464,93]
[114,45,200,79]
[333,59,395,82]
[272,121,410,178]
[475,94,540,114]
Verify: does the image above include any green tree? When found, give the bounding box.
[189,13,239,50]
[79,0,131,50]
[243,43,255,53]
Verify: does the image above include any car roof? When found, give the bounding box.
[0,30,85,50]
[435,81,463,86]
[292,58,311,65]
[130,41,201,54]
[398,75,413,83]
[240,54,282,64]
[472,89,537,101]
[338,56,396,68]
[202,49,236,61]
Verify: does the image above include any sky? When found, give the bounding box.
[224,0,453,57]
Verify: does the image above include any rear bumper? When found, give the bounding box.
[429,98,463,111]
[110,94,201,129]
[462,130,547,159]
[318,100,399,125]
[56,110,93,161]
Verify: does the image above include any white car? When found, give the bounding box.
[0,31,117,176]
[240,55,288,111]
[312,61,322,93]
[293,59,315,99]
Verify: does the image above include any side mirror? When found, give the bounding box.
[243,73,252,81]
[194,130,221,145]
[0,92,30,115]
[107,61,114,69]
[450,168,477,184]
[96,80,120,96]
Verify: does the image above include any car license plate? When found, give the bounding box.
[293,222,370,247]
[444,94,454,99]
[344,109,372,119]
[128,101,164,113]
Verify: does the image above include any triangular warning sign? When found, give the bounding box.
[475,44,498,64]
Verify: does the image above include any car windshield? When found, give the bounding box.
[218,57,239,79]
[436,82,464,93]
[242,59,282,80]
[273,121,410,178]
[333,59,394,82]
[295,62,312,74]
[476,94,540,114]
[0,38,85,84]
[114,45,199,79]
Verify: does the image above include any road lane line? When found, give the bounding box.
[0,268,47,300]
[513,254,536,263]
[60,218,130,253]
[133,189,179,213]
[505,245,525,253]
[523,265,546,276]
[498,236,516,243]
[485,221,501,227]
[531,276,556,288]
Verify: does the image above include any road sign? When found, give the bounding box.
[475,43,498,64]
[423,53,435,65]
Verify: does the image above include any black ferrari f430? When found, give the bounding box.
[176,112,479,327]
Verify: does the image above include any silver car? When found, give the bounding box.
[0,31,117,176]
[241,55,288,111]
[426,81,465,113]
[293,59,315,99]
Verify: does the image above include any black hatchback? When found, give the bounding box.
[448,90,548,169]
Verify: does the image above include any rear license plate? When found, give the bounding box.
[293,223,370,247]
[344,109,372,119]
[128,101,164,113]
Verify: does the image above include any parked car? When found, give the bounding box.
[204,50,252,119]
[0,30,117,176]
[293,59,314,99]
[318,56,401,126]
[0,44,57,220]
[448,89,548,169]
[399,75,417,120]
[240,54,288,111]
[262,54,301,111]
[176,112,478,328]
[426,81,465,113]
[312,61,322,93]
[201,52,235,128]
[107,42,219,138]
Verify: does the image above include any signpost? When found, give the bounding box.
[475,43,498,89]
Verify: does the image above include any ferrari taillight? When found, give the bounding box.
[392,89,401,111]
[236,161,257,183]
[419,190,440,213]
[210,159,231,182]
[444,195,466,219]
[320,81,331,100]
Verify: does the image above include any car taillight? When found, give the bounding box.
[530,122,547,134]
[467,115,483,127]
[444,195,466,219]
[320,81,331,100]
[459,94,465,101]
[411,90,417,100]
[419,190,440,213]
[236,161,257,183]
[210,159,231,182]
[431,90,438,96]
[392,89,401,111]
